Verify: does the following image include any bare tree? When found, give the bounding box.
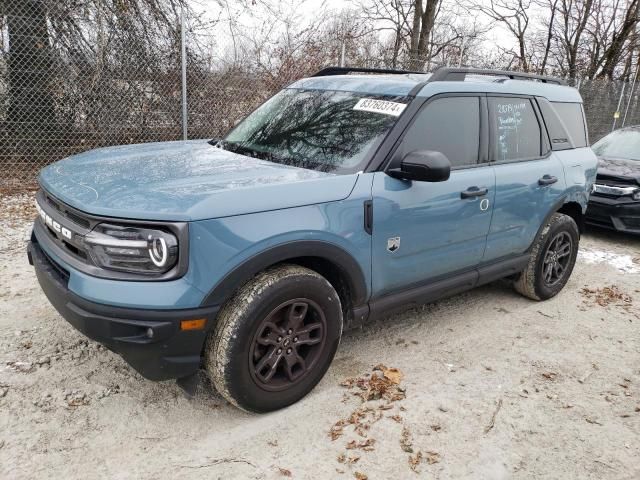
[597,0,640,78]
[552,0,595,78]
[408,0,443,70]
[357,0,413,68]
[536,0,559,74]
[471,0,532,72]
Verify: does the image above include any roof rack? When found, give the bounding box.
[312,66,426,77]
[428,67,566,86]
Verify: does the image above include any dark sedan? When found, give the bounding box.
[586,127,640,234]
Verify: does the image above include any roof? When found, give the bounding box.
[288,73,582,103]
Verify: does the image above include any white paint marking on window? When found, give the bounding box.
[353,98,407,117]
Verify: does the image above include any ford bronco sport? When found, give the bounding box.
[28,67,597,412]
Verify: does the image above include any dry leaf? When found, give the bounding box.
[581,286,632,307]
[337,454,346,464]
[278,467,292,477]
[385,368,404,384]
[354,472,368,480]
[409,451,423,472]
[330,420,346,440]
[400,426,413,453]
[346,439,375,451]
[426,451,441,464]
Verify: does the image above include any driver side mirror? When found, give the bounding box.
[387,150,451,182]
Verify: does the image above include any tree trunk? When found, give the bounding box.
[409,0,423,69]
[5,0,56,135]
[540,0,557,74]
[518,36,528,72]
[597,0,639,79]
[409,0,440,71]
[567,0,594,79]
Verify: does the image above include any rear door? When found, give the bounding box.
[371,95,496,297]
[484,96,566,262]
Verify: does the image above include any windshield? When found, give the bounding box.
[219,88,409,173]
[592,129,640,161]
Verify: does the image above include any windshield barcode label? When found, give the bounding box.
[353,98,406,117]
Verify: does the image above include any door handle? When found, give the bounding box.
[461,186,489,199]
[538,175,558,186]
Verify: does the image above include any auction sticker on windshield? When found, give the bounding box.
[353,98,407,117]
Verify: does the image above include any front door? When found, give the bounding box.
[371,95,495,297]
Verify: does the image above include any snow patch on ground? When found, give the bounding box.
[578,247,640,274]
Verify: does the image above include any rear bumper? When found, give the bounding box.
[585,196,640,235]
[28,239,219,380]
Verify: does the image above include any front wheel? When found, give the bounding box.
[205,264,343,412]
[514,213,580,301]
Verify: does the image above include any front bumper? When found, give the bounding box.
[585,196,640,235]
[28,239,219,380]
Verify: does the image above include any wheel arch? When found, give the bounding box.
[200,241,369,319]
[557,201,584,233]
[529,197,584,253]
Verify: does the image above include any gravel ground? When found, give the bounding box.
[1,192,639,480]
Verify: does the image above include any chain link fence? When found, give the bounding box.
[1,1,640,190]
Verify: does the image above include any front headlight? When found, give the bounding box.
[84,223,179,275]
[633,189,640,201]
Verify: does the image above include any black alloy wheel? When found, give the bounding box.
[542,231,573,287]
[250,298,326,391]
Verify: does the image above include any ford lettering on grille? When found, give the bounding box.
[36,200,73,240]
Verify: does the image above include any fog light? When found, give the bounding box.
[146,327,154,339]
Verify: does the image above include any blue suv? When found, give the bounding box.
[28,67,597,412]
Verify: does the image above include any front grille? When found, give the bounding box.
[66,211,91,229]
[37,189,93,265]
[44,192,91,229]
[39,242,71,286]
[596,174,638,188]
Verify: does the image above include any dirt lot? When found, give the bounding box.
[1,192,639,480]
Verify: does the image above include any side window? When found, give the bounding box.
[489,97,541,162]
[537,98,573,150]
[551,102,588,147]
[400,97,480,167]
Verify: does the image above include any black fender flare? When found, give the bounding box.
[200,240,368,308]
[528,196,581,253]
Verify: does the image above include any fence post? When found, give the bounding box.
[180,6,188,141]
[622,64,639,127]
[613,82,626,132]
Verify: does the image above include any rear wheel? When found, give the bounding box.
[205,264,342,412]
[514,213,579,300]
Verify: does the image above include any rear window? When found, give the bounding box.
[551,102,588,147]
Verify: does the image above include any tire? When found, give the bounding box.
[514,213,579,301]
[205,264,343,413]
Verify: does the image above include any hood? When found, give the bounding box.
[597,156,640,186]
[39,140,359,221]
